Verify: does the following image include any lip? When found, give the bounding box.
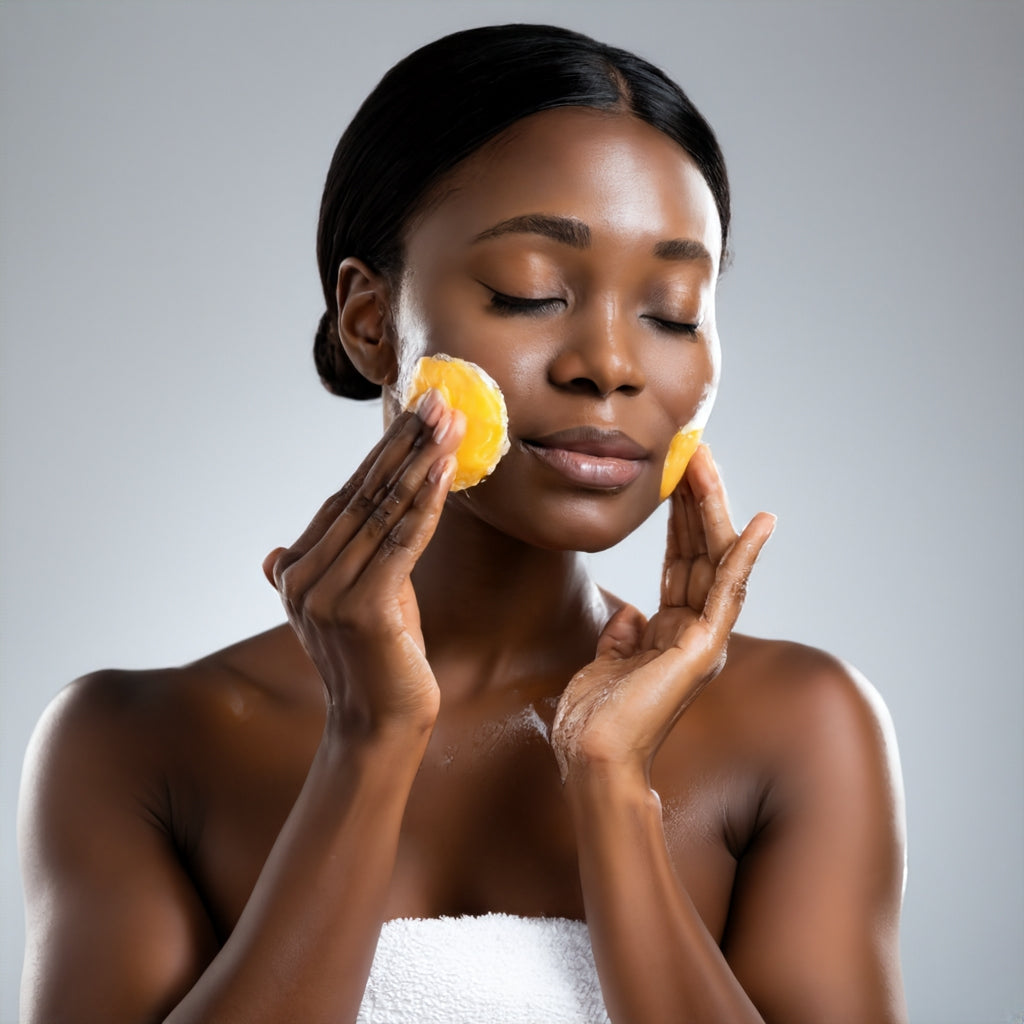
[521,427,648,489]
[525,427,649,459]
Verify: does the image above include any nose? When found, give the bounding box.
[547,305,646,399]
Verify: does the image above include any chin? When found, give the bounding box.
[452,484,655,554]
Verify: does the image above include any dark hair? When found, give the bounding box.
[315,23,730,399]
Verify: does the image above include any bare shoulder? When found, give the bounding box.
[21,624,318,861]
[21,665,194,897]
[712,632,902,768]
[695,635,908,1021]
[725,631,890,703]
[701,633,908,918]
[27,624,315,761]
[18,625,322,1023]
[22,664,189,817]
[18,664,214,1024]
[656,631,906,879]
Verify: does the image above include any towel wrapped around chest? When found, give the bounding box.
[356,913,612,1024]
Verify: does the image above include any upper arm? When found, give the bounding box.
[19,674,219,1024]
[721,653,907,1024]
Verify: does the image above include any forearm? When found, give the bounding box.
[165,713,432,1024]
[565,765,763,1024]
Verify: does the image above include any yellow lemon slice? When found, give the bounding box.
[659,428,703,500]
[404,354,510,491]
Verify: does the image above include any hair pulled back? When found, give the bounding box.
[315,23,730,399]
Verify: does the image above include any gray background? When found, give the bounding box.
[1,2,1021,1021]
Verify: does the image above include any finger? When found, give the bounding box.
[686,555,717,613]
[687,445,738,566]
[363,451,460,581]
[698,511,777,644]
[290,391,447,558]
[667,465,717,611]
[275,393,454,593]
[661,490,681,604]
[676,467,706,561]
[291,406,465,598]
[262,547,287,587]
[272,414,420,588]
[662,457,711,608]
[594,605,648,660]
[661,489,692,608]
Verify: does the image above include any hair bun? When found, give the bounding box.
[313,311,381,400]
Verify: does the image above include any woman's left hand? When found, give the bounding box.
[551,445,776,783]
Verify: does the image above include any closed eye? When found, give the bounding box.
[487,289,564,316]
[643,314,703,336]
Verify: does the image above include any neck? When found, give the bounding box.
[412,498,611,699]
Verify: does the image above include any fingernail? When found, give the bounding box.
[428,453,456,484]
[416,388,442,426]
[433,408,452,444]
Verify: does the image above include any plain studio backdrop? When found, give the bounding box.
[1,2,1021,1022]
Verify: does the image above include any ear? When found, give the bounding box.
[335,257,399,387]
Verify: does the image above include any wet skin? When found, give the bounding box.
[387,108,721,554]
[19,109,907,1024]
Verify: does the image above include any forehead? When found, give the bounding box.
[405,107,722,268]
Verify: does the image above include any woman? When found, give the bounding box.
[19,24,907,1024]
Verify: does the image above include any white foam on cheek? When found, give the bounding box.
[681,330,721,432]
[684,380,718,433]
[390,280,430,412]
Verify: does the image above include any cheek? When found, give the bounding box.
[391,279,721,474]
[653,332,720,500]
[393,279,472,377]
[393,284,547,420]
[648,331,719,425]
[688,331,721,426]
[389,288,432,415]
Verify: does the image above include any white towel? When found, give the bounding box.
[356,913,612,1024]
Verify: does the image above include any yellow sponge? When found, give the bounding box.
[404,355,510,491]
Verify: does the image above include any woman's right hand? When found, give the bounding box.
[262,389,465,735]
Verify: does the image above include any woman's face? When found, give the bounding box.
[389,106,722,552]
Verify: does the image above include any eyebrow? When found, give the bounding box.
[653,237,714,264]
[472,214,591,248]
[472,212,714,265]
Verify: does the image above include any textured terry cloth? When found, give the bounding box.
[355,913,612,1024]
